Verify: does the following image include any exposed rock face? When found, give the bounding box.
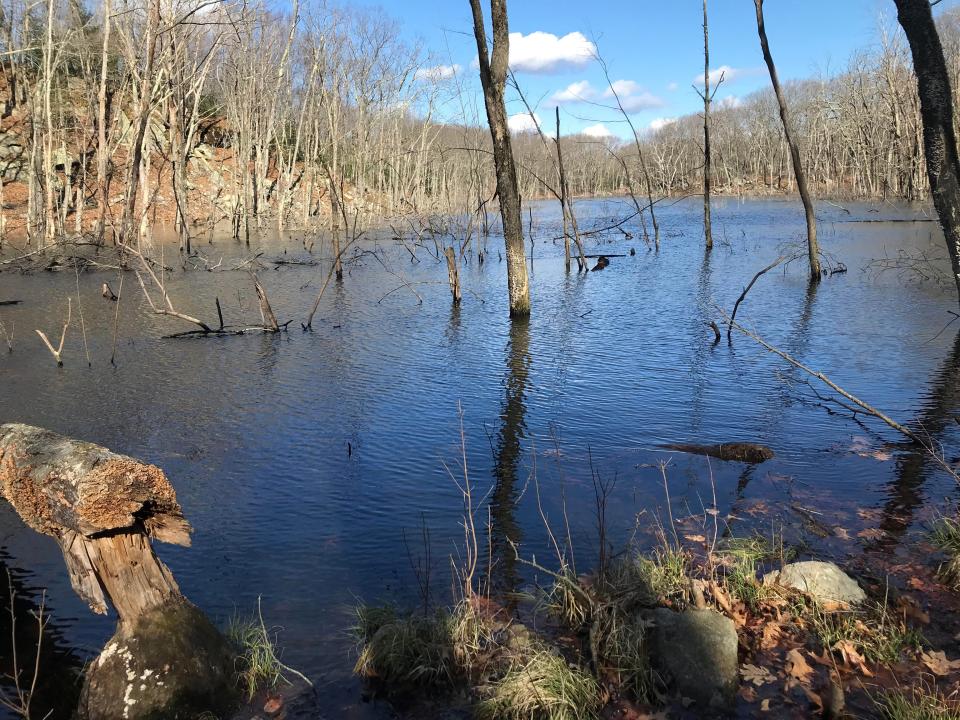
[649,608,739,709]
[661,442,775,463]
[763,561,866,605]
[78,598,237,720]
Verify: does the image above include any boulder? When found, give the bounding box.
[78,598,237,720]
[762,561,866,605]
[649,608,738,708]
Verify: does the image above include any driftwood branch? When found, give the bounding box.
[727,254,797,338]
[724,313,920,442]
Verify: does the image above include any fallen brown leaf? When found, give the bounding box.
[683,534,706,543]
[921,650,960,676]
[786,648,815,683]
[800,685,824,713]
[834,640,874,677]
[760,622,782,650]
[742,663,776,686]
[857,528,886,540]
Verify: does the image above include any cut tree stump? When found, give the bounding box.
[0,423,236,719]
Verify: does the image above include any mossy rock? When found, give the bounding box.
[78,598,238,720]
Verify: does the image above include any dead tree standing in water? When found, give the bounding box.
[894,0,960,307]
[699,0,714,251]
[469,0,531,317]
[755,0,822,281]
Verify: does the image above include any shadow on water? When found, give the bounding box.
[488,317,531,596]
[0,553,84,720]
[876,329,960,548]
[688,248,714,436]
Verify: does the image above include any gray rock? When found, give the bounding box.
[77,598,237,720]
[762,561,866,605]
[649,608,738,708]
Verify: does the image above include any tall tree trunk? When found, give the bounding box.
[96,0,111,244]
[894,0,960,306]
[702,0,713,251]
[119,0,159,246]
[755,0,822,281]
[469,0,530,317]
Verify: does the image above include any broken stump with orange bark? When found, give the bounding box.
[0,423,237,720]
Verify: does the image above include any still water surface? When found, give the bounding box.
[1,197,958,717]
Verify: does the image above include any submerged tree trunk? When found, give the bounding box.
[894,0,960,306]
[469,0,530,317]
[755,0,822,281]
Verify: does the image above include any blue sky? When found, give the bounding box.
[372,0,960,138]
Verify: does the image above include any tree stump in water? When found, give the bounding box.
[0,423,236,720]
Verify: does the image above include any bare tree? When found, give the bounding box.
[468,0,530,317]
[700,0,714,251]
[894,0,960,306]
[754,0,822,281]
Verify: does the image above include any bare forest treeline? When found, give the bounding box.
[2,0,960,251]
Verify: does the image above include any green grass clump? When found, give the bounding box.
[717,533,790,609]
[600,611,661,704]
[477,649,601,720]
[877,685,960,720]
[353,606,459,689]
[930,516,960,590]
[227,607,292,701]
[354,603,398,640]
[807,602,923,666]
[543,568,593,629]
[602,547,689,609]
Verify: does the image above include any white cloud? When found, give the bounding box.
[718,95,742,109]
[603,80,641,98]
[550,80,596,104]
[618,92,664,113]
[694,64,750,86]
[601,79,664,113]
[667,82,678,92]
[509,31,596,73]
[649,117,677,131]
[508,112,542,134]
[414,64,461,82]
[581,123,614,138]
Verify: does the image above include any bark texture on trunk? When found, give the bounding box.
[469,0,530,316]
[895,0,960,305]
[0,423,190,624]
[0,423,236,720]
[755,0,822,281]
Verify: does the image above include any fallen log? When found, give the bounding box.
[661,441,775,464]
[0,423,236,719]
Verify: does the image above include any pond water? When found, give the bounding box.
[1,196,958,718]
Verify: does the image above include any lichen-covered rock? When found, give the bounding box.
[78,598,237,720]
[762,561,866,605]
[649,608,738,709]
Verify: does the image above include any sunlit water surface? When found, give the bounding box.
[1,197,958,717]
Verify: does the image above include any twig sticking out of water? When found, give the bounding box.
[0,570,47,718]
[35,298,71,367]
[727,254,799,339]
